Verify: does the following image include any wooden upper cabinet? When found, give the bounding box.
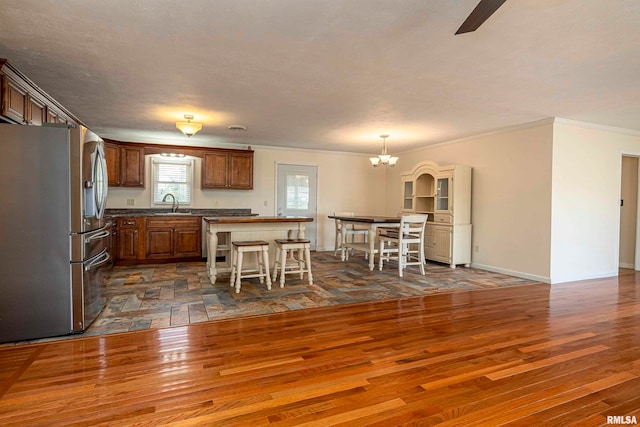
[27,93,47,126]
[1,74,28,123]
[202,150,253,189]
[229,152,254,189]
[119,145,145,187]
[104,142,121,186]
[202,152,228,188]
[0,59,82,126]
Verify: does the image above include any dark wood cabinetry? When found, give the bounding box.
[105,140,252,190]
[145,217,201,259]
[120,145,145,187]
[104,142,145,188]
[1,74,28,123]
[27,93,46,126]
[0,58,81,126]
[111,215,201,264]
[105,142,121,186]
[202,150,253,189]
[116,218,141,261]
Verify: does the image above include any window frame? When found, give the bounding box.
[150,155,195,207]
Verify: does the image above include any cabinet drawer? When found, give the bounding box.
[145,216,201,229]
[118,218,140,228]
[433,213,451,224]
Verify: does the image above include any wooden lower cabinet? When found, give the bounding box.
[424,223,471,268]
[116,218,140,261]
[433,225,452,262]
[111,216,202,264]
[144,217,201,260]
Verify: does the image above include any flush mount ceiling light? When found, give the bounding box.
[369,134,398,167]
[176,114,202,137]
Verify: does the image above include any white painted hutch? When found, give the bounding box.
[401,161,472,268]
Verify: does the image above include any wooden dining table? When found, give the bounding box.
[328,214,401,271]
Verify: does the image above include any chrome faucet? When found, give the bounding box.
[162,193,179,212]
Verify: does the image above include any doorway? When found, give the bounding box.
[276,163,318,249]
[619,156,638,269]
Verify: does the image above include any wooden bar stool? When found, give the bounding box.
[229,240,272,293]
[271,238,313,288]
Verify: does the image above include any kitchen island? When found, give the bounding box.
[203,216,313,284]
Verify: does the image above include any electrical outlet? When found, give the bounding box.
[126,199,135,206]
[475,245,479,253]
[264,200,268,206]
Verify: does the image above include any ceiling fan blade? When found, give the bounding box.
[455,0,507,35]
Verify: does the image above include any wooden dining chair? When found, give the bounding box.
[378,214,428,277]
[333,211,368,258]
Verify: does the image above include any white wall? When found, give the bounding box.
[106,119,640,283]
[107,145,387,251]
[550,120,640,283]
[385,122,554,282]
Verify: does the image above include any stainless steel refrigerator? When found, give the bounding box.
[0,124,111,343]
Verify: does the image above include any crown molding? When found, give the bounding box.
[553,117,640,136]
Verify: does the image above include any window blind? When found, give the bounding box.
[152,157,194,205]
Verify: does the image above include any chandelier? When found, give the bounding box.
[369,134,398,167]
[176,114,203,137]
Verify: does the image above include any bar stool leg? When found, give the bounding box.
[298,248,304,279]
[262,246,272,290]
[272,246,280,283]
[257,251,264,284]
[235,250,244,293]
[229,246,236,287]
[279,246,287,288]
[304,246,313,285]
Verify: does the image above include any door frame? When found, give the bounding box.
[619,152,640,270]
[274,162,319,249]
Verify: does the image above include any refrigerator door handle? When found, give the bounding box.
[84,251,110,272]
[84,230,110,243]
[96,143,108,220]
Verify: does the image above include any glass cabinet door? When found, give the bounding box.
[403,180,414,210]
[436,177,449,211]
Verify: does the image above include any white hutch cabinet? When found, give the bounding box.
[401,161,472,268]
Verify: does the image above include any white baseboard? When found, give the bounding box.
[548,270,619,284]
[619,262,635,269]
[470,262,551,284]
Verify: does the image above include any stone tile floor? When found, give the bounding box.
[87,251,537,337]
[3,251,539,345]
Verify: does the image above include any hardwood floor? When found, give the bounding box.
[1,270,639,425]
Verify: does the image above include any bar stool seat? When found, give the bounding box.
[272,238,313,287]
[230,240,271,293]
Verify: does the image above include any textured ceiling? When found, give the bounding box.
[1,0,639,154]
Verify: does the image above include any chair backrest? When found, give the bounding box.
[333,212,355,230]
[400,214,428,242]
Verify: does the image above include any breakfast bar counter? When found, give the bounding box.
[203,216,313,284]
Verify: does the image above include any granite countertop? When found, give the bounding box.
[105,208,257,218]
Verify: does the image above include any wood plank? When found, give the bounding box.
[0,269,639,425]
